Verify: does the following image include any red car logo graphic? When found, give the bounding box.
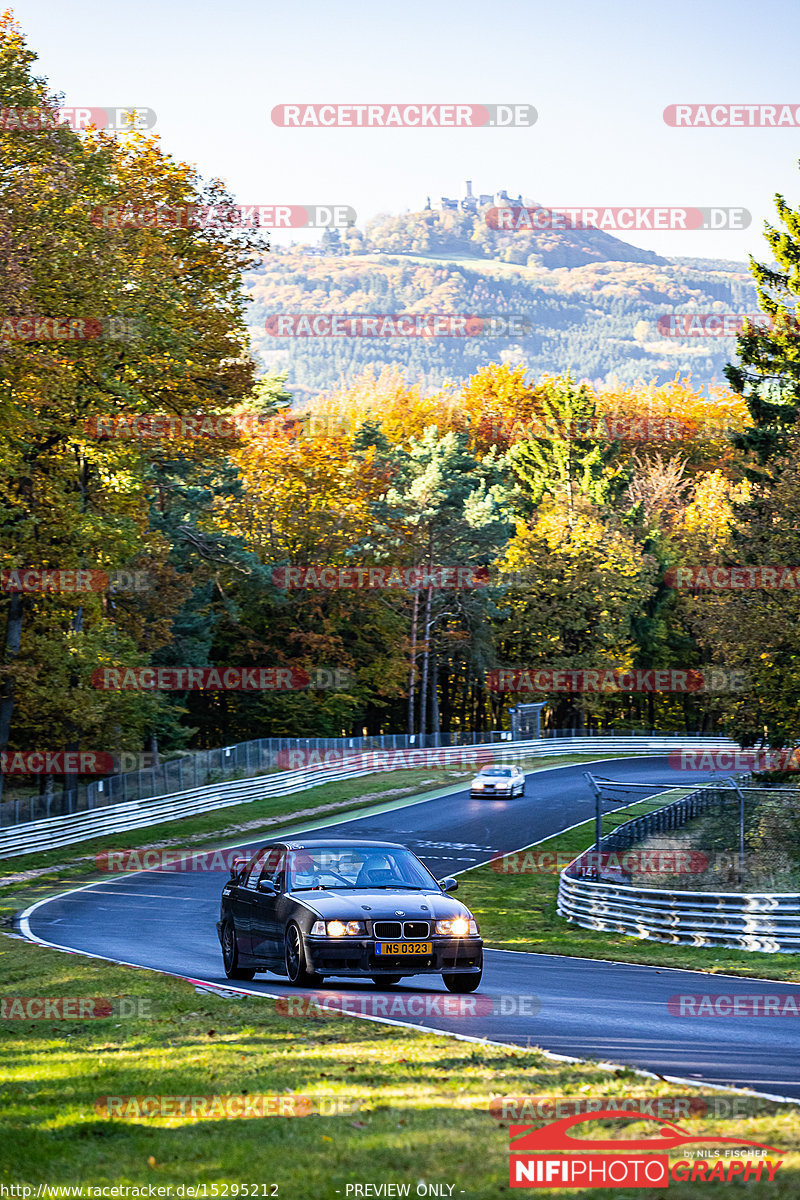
[511,1110,782,1155]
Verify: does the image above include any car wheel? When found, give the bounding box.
[285,923,322,987]
[221,920,256,981]
[442,969,483,993]
[519,782,526,796]
[371,975,402,987]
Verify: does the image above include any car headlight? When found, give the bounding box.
[473,779,484,788]
[435,917,470,937]
[325,919,366,937]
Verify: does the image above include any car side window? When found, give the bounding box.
[244,850,270,891]
[260,849,286,892]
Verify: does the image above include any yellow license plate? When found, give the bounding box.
[376,941,433,956]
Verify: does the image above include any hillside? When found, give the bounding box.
[244,206,758,399]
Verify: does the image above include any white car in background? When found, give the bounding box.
[470,764,526,798]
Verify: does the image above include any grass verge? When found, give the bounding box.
[1,925,798,1197]
[1,759,799,1194]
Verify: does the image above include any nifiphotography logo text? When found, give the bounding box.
[508,1111,783,1188]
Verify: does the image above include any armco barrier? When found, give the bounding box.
[0,736,737,861]
[557,781,800,953]
[1,726,705,827]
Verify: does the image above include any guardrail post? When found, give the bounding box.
[584,772,603,880]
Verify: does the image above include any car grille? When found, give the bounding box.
[373,921,402,939]
[373,920,430,940]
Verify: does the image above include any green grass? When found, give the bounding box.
[457,798,800,981]
[6,753,799,1194]
[1,927,798,1197]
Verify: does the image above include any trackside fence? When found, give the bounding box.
[0,727,723,828]
[0,735,737,860]
[558,779,800,953]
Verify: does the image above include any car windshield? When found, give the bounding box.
[286,845,440,891]
[480,767,513,776]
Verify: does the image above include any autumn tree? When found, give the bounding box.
[0,13,260,797]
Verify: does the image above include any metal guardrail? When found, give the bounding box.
[0,724,724,830]
[1,730,518,827]
[0,725,707,828]
[557,780,800,953]
[0,735,736,861]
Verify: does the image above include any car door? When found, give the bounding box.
[249,846,286,964]
[232,848,272,957]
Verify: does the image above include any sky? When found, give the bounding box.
[10,0,800,260]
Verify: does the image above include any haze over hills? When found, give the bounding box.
[244,192,758,401]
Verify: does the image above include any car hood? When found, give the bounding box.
[290,889,470,921]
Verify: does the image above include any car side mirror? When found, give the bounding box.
[257,879,278,895]
[439,877,458,893]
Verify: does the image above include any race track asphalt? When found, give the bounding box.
[20,755,800,1101]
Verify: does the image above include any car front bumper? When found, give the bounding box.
[304,936,483,976]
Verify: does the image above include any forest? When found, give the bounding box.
[247,210,757,398]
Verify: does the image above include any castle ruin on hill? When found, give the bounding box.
[426,181,533,212]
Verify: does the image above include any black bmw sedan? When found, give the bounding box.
[217,838,483,992]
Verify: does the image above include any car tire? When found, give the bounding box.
[285,923,322,987]
[371,975,402,987]
[442,969,483,993]
[221,920,256,981]
[520,784,526,796]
